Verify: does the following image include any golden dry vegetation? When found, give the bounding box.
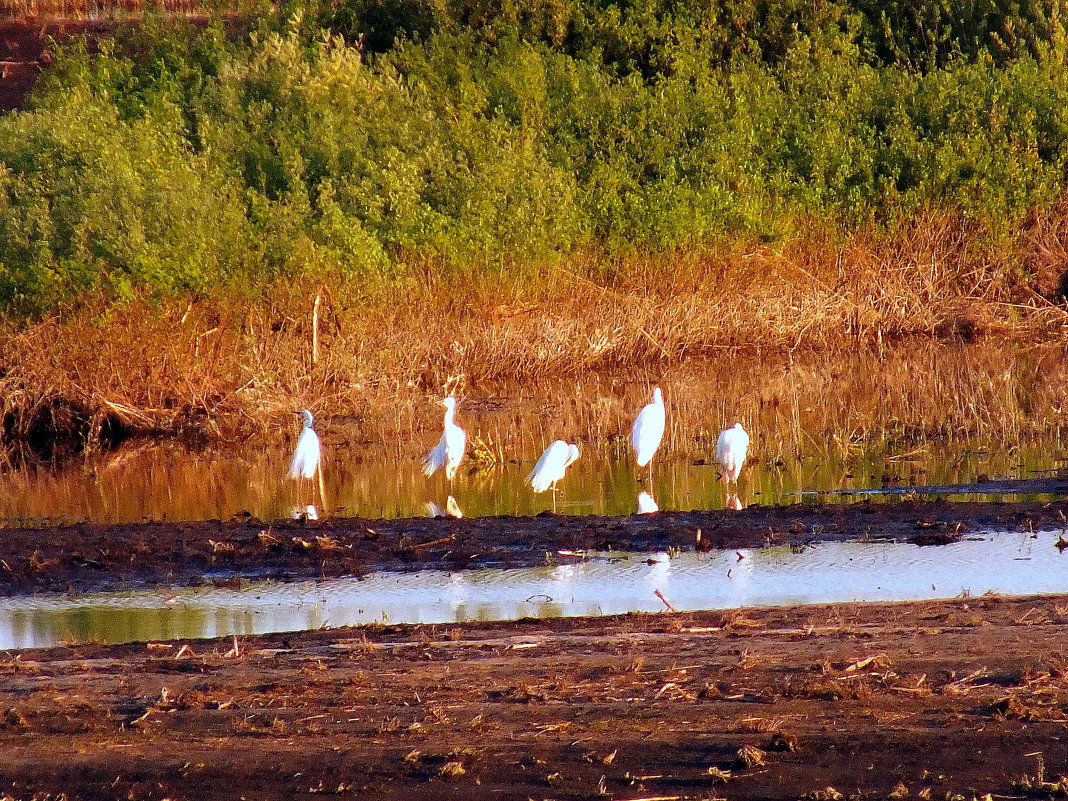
[4,215,1068,462]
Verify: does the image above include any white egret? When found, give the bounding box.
[528,440,580,513]
[631,386,666,474]
[288,410,321,480]
[716,423,750,484]
[528,440,580,493]
[423,397,467,481]
[637,491,659,514]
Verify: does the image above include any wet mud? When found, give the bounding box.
[4,493,1068,798]
[3,594,1068,799]
[2,493,1068,596]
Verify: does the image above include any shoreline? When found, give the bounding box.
[2,493,1067,596]
[3,594,1068,799]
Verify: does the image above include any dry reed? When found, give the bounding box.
[0,0,235,20]
[2,215,1068,462]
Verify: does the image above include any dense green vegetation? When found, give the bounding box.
[0,0,1067,314]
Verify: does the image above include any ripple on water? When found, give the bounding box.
[2,531,1066,649]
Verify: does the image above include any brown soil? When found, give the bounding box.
[1,494,1068,595]
[0,18,117,109]
[3,497,1068,797]
[3,594,1068,800]
[0,14,248,110]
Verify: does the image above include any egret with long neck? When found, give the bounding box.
[423,397,467,482]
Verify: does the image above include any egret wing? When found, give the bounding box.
[442,424,467,480]
[528,440,568,492]
[423,433,448,476]
[632,404,666,468]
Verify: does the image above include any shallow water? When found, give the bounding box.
[0,438,1063,525]
[3,531,1066,649]
[3,343,1068,523]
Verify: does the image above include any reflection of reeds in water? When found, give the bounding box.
[452,342,1068,468]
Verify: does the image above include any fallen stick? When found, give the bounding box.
[654,588,678,612]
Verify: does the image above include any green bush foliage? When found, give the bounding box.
[1,0,1067,314]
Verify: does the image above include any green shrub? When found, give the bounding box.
[2,1,1068,315]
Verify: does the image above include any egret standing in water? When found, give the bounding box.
[423,397,467,481]
[288,409,323,511]
[528,440,580,511]
[631,386,666,480]
[528,441,580,493]
[716,423,750,484]
[288,410,321,481]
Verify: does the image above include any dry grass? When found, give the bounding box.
[0,0,235,20]
[2,216,1068,462]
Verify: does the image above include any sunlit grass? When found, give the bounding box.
[2,218,1067,466]
[0,0,244,19]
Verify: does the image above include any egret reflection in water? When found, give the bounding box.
[427,496,463,518]
[446,495,463,518]
[290,504,319,520]
[637,492,659,514]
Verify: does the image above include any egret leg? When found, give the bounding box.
[316,466,328,515]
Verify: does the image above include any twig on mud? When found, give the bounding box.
[654,588,678,612]
[888,687,930,695]
[844,653,891,672]
[411,535,457,550]
[653,682,696,701]
[224,636,241,659]
[941,667,991,694]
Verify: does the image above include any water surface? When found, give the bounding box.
[3,344,1067,523]
[3,531,1066,649]
[0,439,1062,525]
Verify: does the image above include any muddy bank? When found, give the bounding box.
[3,494,1068,596]
[3,594,1068,800]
